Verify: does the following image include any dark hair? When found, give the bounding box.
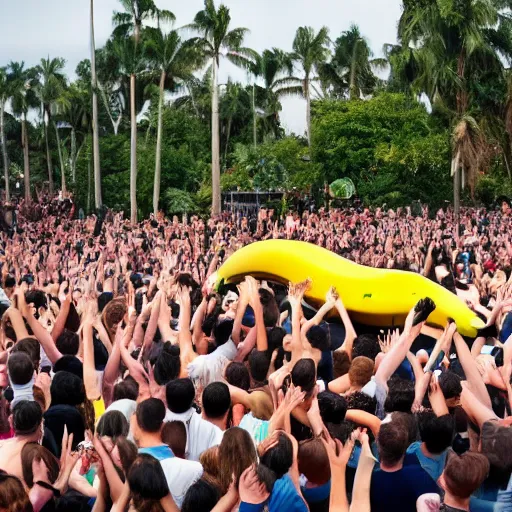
[298,438,331,485]
[153,342,181,386]
[377,415,410,466]
[96,410,129,439]
[113,377,139,402]
[50,371,85,406]
[259,289,279,327]
[21,443,59,488]
[115,437,138,475]
[128,454,169,509]
[333,350,351,379]
[327,420,358,443]
[166,378,195,414]
[306,325,330,352]
[346,391,377,415]
[4,275,16,289]
[225,362,250,391]
[249,350,270,383]
[317,391,347,424]
[352,334,381,361]
[11,338,40,368]
[202,382,231,420]
[98,292,114,313]
[56,329,79,356]
[25,290,47,312]
[291,359,316,395]
[135,398,166,434]
[213,319,234,347]
[53,355,84,380]
[181,479,220,512]
[481,421,512,488]
[13,401,42,436]
[268,327,286,351]
[439,370,462,400]
[260,432,293,479]
[384,377,415,414]
[161,421,187,459]
[417,412,454,454]
[7,351,34,386]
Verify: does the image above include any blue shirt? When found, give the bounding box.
[138,445,174,461]
[405,442,447,482]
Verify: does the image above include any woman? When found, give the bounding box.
[218,428,257,494]
[0,471,33,512]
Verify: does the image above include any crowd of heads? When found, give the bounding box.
[0,194,511,511]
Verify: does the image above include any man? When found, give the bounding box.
[131,398,203,508]
[0,401,43,479]
[165,378,223,461]
[370,413,438,512]
[202,382,231,431]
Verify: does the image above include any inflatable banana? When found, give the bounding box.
[216,239,485,337]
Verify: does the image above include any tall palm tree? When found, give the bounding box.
[323,25,387,100]
[0,68,10,200]
[113,0,175,43]
[112,36,145,224]
[189,0,254,216]
[35,57,67,195]
[144,27,198,215]
[251,49,301,141]
[291,26,330,146]
[7,62,37,201]
[398,0,512,218]
[90,0,102,209]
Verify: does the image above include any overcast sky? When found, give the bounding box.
[0,0,402,135]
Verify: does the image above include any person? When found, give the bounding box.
[370,413,438,512]
[165,379,224,462]
[131,398,203,508]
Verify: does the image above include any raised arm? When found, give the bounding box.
[102,326,123,408]
[335,295,358,359]
[288,279,310,365]
[82,304,101,401]
[51,289,71,342]
[246,277,268,352]
[453,330,492,409]
[232,282,249,347]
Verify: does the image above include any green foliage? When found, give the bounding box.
[164,188,197,214]
[312,93,452,207]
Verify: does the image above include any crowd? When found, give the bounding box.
[0,195,512,511]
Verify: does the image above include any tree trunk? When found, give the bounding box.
[130,73,137,224]
[153,70,165,216]
[91,0,102,209]
[224,117,232,167]
[211,57,221,216]
[87,146,92,213]
[0,102,9,202]
[54,122,66,194]
[252,84,257,147]
[349,40,359,100]
[71,127,77,183]
[453,154,461,234]
[22,116,30,201]
[44,110,54,195]
[305,77,311,147]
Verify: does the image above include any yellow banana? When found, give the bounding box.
[216,239,484,337]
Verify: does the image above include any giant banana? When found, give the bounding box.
[215,239,484,337]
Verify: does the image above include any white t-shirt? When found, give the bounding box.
[165,408,224,462]
[139,445,202,508]
[187,338,238,388]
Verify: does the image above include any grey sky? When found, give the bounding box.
[0,0,402,134]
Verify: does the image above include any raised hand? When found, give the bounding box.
[239,465,270,505]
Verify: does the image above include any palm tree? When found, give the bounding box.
[189,0,254,216]
[398,0,512,218]
[0,68,10,200]
[113,0,175,43]
[291,26,330,146]
[251,49,301,141]
[7,62,37,201]
[35,57,67,195]
[90,0,102,209]
[324,25,387,100]
[144,27,199,215]
[112,36,145,223]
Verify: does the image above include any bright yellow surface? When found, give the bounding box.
[216,239,484,337]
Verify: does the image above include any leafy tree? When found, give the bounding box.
[189,0,254,216]
[312,93,452,206]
